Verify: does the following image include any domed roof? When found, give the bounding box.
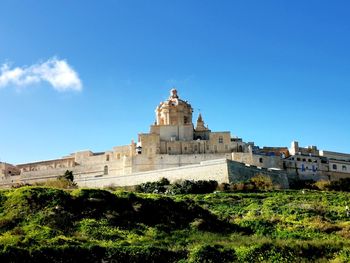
[155,89,193,126]
[158,88,192,108]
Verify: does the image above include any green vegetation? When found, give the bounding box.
[0,185,350,262]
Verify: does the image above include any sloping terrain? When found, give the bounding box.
[0,187,349,262]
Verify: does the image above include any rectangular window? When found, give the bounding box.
[218,137,223,143]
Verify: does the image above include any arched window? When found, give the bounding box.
[342,165,347,171]
[332,164,337,170]
[238,145,243,152]
[104,165,108,175]
[106,154,110,161]
[259,158,263,163]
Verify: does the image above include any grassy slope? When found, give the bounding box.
[0,187,349,262]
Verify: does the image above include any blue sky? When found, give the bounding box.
[1,0,350,164]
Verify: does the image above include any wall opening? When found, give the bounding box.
[104,165,108,175]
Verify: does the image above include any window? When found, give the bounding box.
[238,145,243,152]
[342,165,347,171]
[104,165,108,175]
[297,158,301,161]
[259,158,263,163]
[218,137,223,143]
[106,155,110,161]
[184,116,189,124]
[302,158,306,162]
[168,147,171,152]
[333,164,337,170]
[184,146,187,151]
[308,159,312,162]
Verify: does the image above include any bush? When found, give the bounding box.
[166,180,218,195]
[328,178,350,192]
[314,180,331,190]
[135,178,170,193]
[250,174,274,190]
[226,174,276,192]
[289,179,318,190]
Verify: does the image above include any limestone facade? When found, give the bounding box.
[0,89,349,188]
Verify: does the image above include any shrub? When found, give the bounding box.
[217,183,230,192]
[314,180,331,190]
[166,180,218,195]
[250,174,274,191]
[328,178,350,192]
[228,174,276,192]
[135,178,170,193]
[289,179,318,190]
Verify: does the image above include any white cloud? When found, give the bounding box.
[0,57,82,91]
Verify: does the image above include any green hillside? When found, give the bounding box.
[0,186,349,262]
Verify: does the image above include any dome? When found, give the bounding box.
[155,89,193,126]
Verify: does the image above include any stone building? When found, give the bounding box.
[0,89,349,188]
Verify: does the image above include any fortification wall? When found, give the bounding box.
[231,152,282,169]
[227,160,289,188]
[75,159,230,188]
[132,153,232,172]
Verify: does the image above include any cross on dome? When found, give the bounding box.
[170,88,179,99]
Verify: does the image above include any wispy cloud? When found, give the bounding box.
[0,57,82,91]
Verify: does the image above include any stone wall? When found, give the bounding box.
[227,160,289,188]
[75,159,230,188]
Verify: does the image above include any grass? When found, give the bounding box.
[0,186,349,262]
